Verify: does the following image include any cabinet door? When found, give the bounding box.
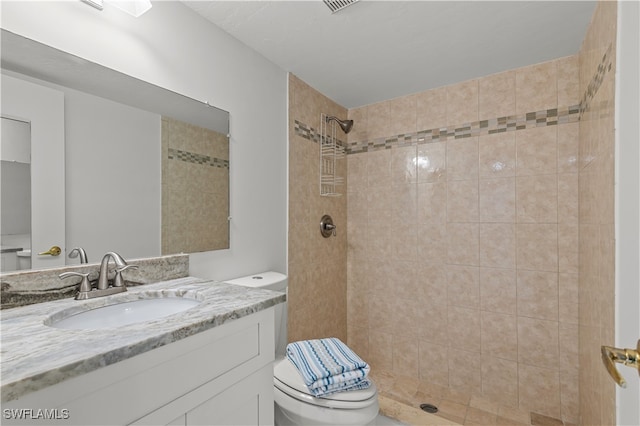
[186,366,274,426]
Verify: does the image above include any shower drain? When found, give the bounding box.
[420,403,439,414]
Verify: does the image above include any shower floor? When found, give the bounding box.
[372,371,575,426]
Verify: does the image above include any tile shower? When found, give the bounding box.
[287,2,618,424]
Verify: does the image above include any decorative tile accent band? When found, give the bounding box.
[294,46,610,155]
[294,120,345,148]
[347,105,580,154]
[168,148,229,169]
[294,104,579,155]
[580,44,613,116]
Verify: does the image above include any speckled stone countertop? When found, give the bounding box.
[0,276,286,403]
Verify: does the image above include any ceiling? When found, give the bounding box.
[183,1,597,109]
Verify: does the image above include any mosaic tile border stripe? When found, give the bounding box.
[168,148,229,169]
[347,105,580,154]
[580,44,613,116]
[295,45,610,155]
[294,104,579,155]
[294,120,346,148]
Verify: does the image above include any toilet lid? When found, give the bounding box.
[273,358,377,406]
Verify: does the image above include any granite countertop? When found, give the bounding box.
[0,276,286,403]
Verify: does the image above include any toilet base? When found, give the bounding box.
[274,386,379,426]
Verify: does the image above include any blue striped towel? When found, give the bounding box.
[286,337,371,397]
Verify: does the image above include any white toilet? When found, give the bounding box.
[224,272,379,426]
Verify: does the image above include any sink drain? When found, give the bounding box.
[420,403,438,414]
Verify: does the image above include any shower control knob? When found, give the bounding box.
[320,215,337,238]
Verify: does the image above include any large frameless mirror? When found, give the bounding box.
[0,30,230,272]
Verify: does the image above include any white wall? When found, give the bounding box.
[615,0,640,423]
[64,87,161,262]
[1,1,288,280]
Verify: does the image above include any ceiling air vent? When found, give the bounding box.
[323,0,360,14]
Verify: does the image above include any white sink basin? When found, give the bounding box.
[49,298,201,330]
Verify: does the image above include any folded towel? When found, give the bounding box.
[286,337,371,397]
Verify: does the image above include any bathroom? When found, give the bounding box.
[0,1,638,425]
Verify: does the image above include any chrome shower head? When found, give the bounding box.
[326,116,354,134]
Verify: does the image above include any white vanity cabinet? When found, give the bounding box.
[2,308,276,426]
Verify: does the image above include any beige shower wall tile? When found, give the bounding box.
[390,223,418,262]
[558,173,579,225]
[417,263,448,305]
[417,182,447,224]
[419,340,449,388]
[482,356,519,408]
[558,224,579,274]
[366,101,391,139]
[560,371,579,424]
[387,93,418,136]
[367,224,393,261]
[417,223,448,264]
[391,145,418,184]
[447,179,479,222]
[558,323,579,377]
[517,316,559,370]
[347,324,369,361]
[517,270,559,321]
[480,267,517,315]
[479,177,516,223]
[479,223,516,269]
[516,174,558,223]
[367,148,392,188]
[392,183,418,225]
[515,60,557,115]
[367,185,393,227]
[516,126,558,176]
[347,188,368,224]
[447,223,479,266]
[516,224,558,272]
[368,292,395,335]
[448,305,481,352]
[347,106,368,142]
[448,349,482,394]
[479,132,516,178]
[447,265,480,309]
[368,329,394,372]
[347,284,368,327]
[347,152,368,191]
[417,141,447,183]
[518,364,561,419]
[481,311,518,361]
[559,273,579,325]
[384,262,423,297]
[416,87,447,131]
[418,300,449,346]
[558,122,579,173]
[479,70,516,120]
[557,55,580,107]
[446,137,479,181]
[447,79,479,124]
[393,335,420,377]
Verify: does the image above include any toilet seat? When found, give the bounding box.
[273,358,377,410]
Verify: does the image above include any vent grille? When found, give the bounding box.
[323,0,359,13]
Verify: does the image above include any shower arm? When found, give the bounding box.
[325,116,353,134]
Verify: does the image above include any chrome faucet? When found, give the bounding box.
[60,251,138,300]
[97,252,128,290]
[68,247,88,264]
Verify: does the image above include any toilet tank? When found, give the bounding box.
[224,272,288,358]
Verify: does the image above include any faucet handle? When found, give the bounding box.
[114,264,138,287]
[60,271,92,294]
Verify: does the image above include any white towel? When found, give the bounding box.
[286,337,371,397]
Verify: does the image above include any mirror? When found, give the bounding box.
[0,30,230,272]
